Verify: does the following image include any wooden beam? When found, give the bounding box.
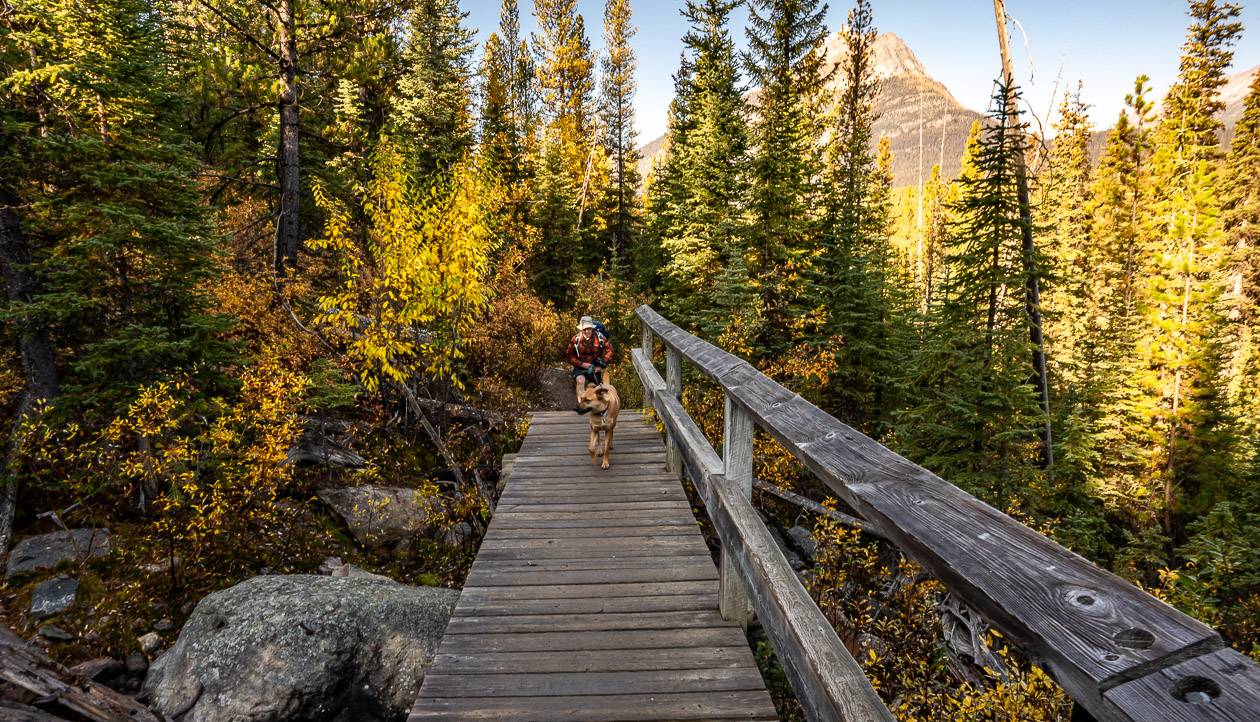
[719,394,754,627]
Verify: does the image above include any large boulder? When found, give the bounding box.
[317,486,437,545]
[6,528,109,580]
[143,574,458,722]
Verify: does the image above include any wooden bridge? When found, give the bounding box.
[412,305,1260,721]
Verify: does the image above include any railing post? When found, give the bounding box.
[665,346,682,477]
[640,318,652,357]
[719,393,754,627]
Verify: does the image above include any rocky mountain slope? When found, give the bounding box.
[638,35,1257,189]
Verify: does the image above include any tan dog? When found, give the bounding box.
[575,370,621,469]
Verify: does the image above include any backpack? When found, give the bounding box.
[592,320,609,342]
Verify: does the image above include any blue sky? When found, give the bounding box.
[464,0,1260,142]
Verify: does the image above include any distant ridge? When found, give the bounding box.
[637,33,983,188]
[638,37,1257,189]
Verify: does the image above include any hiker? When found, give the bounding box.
[567,315,613,402]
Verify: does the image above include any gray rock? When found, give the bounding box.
[38,625,74,643]
[287,419,366,468]
[138,632,163,655]
[6,528,110,579]
[143,574,458,722]
[442,522,474,546]
[768,525,807,571]
[30,575,78,619]
[785,526,818,563]
[126,651,149,675]
[317,486,438,545]
[318,556,344,575]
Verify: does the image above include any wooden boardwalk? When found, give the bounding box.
[410,410,778,721]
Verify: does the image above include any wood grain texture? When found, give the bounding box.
[410,411,776,721]
[636,303,1260,722]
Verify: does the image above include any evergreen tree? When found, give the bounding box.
[598,0,642,270]
[1133,0,1242,538]
[529,0,601,302]
[1222,70,1260,455]
[0,0,230,416]
[815,0,907,434]
[638,55,695,295]
[657,0,751,339]
[895,87,1046,506]
[1036,85,1099,495]
[744,0,831,351]
[394,0,477,177]
[1084,77,1157,545]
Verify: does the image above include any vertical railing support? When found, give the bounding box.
[665,346,682,477]
[719,393,755,627]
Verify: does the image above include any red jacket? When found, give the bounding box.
[567,331,613,369]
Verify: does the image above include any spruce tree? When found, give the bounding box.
[815,0,907,434]
[530,0,601,301]
[744,0,830,351]
[394,0,477,177]
[598,0,642,270]
[1133,0,1242,537]
[657,0,751,340]
[639,55,695,295]
[0,0,230,416]
[895,87,1046,506]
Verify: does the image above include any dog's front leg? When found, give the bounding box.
[588,427,598,462]
[601,427,613,469]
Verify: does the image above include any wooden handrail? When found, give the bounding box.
[634,304,1260,722]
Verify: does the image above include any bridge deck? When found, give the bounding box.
[410,411,778,721]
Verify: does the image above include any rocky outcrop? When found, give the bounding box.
[317,486,437,546]
[143,574,458,722]
[6,528,109,579]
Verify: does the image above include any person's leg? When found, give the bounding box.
[575,374,585,403]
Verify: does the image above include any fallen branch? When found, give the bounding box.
[406,398,503,428]
[0,625,160,722]
[392,381,496,514]
[753,479,886,540]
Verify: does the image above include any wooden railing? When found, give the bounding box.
[632,304,1260,722]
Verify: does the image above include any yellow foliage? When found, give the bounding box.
[311,140,503,393]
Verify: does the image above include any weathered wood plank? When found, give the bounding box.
[444,610,728,635]
[409,690,779,721]
[463,565,718,587]
[435,627,748,654]
[469,555,714,572]
[454,595,720,617]
[1102,648,1260,722]
[427,647,756,675]
[456,580,719,601]
[420,668,768,698]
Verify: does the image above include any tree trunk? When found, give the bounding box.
[993,0,1054,470]
[0,186,59,555]
[274,0,300,277]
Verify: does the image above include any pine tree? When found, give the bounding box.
[815,0,907,434]
[1084,77,1157,542]
[1133,0,1243,537]
[657,0,751,339]
[744,0,831,351]
[394,0,477,178]
[1035,85,1100,496]
[530,0,601,301]
[895,87,1046,506]
[0,0,231,416]
[1222,70,1260,456]
[597,0,641,270]
[638,55,695,295]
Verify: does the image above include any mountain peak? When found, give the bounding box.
[822,31,928,80]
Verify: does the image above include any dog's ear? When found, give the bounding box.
[596,386,609,398]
